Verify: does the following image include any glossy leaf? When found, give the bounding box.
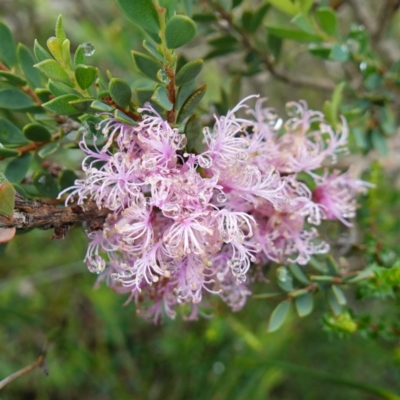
[267,300,291,333]
[0,89,35,111]
[33,171,59,198]
[177,85,206,123]
[17,44,43,88]
[0,21,17,68]
[0,180,15,217]
[132,51,162,82]
[75,64,96,90]
[34,59,71,84]
[42,94,81,115]
[165,15,197,49]
[294,293,314,317]
[0,119,28,145]
[23,123,51,142]
[5,153,32,183]
[316,7,337,36]
[116,0,160,33]
[176,59,203,86]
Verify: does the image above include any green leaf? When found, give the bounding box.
[47,36,64,63]
[62,39,72,69]
[265,25,321,42]
[42,94,81,115]
[48,80,69,97]
[0,147,20,158]
[0,180,15,217]
[59,169,78,191]
[208,35,239,48]
[308,43,332,59]
[371,129,388,155]
[0,118,28,145]
[69,98,96,113]
[17,44,43,88]
[132,51,162,82]
[74,45,86,68]
[176,80,195,109]
[204,47,238,60]
[331,285,347,306]
[268,0,299,15]
[177,85,206,123]
[327,287,342,316]
[299,0,314,13]
[185,114,203,153]
[0,21,17,68]
[249,3,270,33]
[142,40,167,63]
[23,123,51,142]
[135,88,154,106]
[0,71,27,86]
[241,10,253,33]
[55,15,67,42]
[176,59,203,86]
[75,64,96,90]
[0,89,35,111]
[113,109,138,126]
[291,14,315,34]
[289,264,310,284]
[116,0,160,33]
[165,15,197,49]
[267,300,291,333]
[330,43,349,62]
[34,39,52,62]
[326,255,340,275]
[267,34,283,60]
[90,100,113,112]
[37,141,60,158]
[5,153,32,183]
[109,78,132,109]
[316,7,337,36]
[34,59,71,84]
[33,171,59,198]
[331,81,346,126]
[151,86,173,111]
[294,293,314,317]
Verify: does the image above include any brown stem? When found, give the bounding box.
[0,141,47,161]
[205,0,336,92]
[102,96,142,122]
[0,195,110,232]
[0,355,46,390]
[166,66,176,123]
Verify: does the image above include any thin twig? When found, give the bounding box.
[0,355,46,390]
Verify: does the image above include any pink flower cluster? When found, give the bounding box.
[62,96,369,321]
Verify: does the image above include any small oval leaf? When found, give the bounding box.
[34,59,71,84]
[151,86,173,111]
[176,59,203,86]
[109,78,132,108]
[0,118,28,145]
[0,180,15,217]
[5,153,32,183]
[33,171,60,198]
[165,15,197,49]
[23,123,51,142]
[42,94,81,115]
[34,39,52,62]
[0,21,17,68]
[75,64,97,90]
[132,51,163,82]
[267,300,291,333]
[177,85,206,123]
[47,36,63,62]
[0,89,35,111]
[17,43,43,88]
[294,293,314,317]
[116,0,160,33]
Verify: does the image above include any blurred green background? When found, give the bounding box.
[1,1,400,399]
